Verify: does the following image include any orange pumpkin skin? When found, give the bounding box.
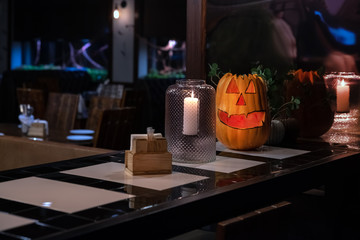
[286,69,334,138]
[216,73,270,150]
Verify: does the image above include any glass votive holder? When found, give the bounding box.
[324,72,360,132]
[18,104,34,136]
[165,79,216,163]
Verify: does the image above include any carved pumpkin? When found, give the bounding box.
[285,69,334,138]
[216,73,270,150]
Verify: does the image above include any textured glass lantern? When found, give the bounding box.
[165,79,216,163]
[324,72,360,132]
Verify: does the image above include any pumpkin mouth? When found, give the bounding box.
[218,109,266,129]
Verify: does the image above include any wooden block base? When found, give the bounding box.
[125,150,172,175]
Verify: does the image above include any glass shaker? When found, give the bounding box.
[19,104,34,135]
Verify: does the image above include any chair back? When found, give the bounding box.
[45,92,79,131]
[121,89,146,133]
[86,96,122,131]
[93,107,136,150]
[99,84,124,99]
[216,201,292,240]
[16,88,46,119]
[120,89,135,107]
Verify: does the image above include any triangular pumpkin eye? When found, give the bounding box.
[236,93,246,105]
[226,77,240,93]
[245,80,256,94]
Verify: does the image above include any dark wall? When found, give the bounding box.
[141,0,186,40]
[13,0,112,41]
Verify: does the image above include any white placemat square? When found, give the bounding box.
[216,142,309,159]
[0,177,133,213]
[0,212,36,231]
[173,155,265,173]
[62,162,208,191]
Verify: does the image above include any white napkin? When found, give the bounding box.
[33,119,49,135]
[130,133,162,151]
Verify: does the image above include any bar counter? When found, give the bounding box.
[1,135,360,239]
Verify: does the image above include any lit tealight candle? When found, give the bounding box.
[336,79,350,113]
[183,91,199,135]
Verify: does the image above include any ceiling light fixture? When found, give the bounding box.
[113,4,120,19]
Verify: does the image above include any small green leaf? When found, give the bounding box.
[208,63,220,78]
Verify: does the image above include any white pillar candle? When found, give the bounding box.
[336,79,350,113]
[183,92,199,135]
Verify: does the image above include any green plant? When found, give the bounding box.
[251,65,300,119]
[208,63,225,86]
[146,69,185,79]
[271,96,300,120]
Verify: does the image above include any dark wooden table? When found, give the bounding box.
[0,130,360,239]
[0,123,92,145]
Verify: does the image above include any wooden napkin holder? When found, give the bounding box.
[125,137,172,175]
[27,122,46,138]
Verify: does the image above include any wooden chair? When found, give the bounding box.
[44,92,79,132]
[93,107,136,150]
[121,88,146,133]
[86,96,122,131]
[216,201,292,240]
[99,83,124,99]
[16,88,46,119]
[120,88,135,107]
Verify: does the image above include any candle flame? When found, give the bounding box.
[339,79,346,86]
[191,91,194,98]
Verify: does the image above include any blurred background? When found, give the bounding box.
[0,0,359,134]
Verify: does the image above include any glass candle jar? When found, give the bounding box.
[324,72,360,132]
[165,79,216,163]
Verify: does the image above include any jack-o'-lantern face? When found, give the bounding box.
[216,73,270,150]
